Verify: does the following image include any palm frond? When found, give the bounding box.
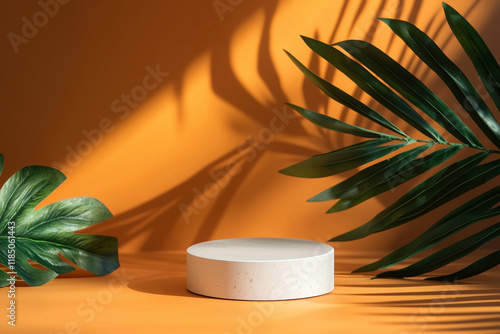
[283,3,500,280]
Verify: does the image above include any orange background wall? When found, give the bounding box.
[1,0,499,256]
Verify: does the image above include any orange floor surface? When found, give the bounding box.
[1,251,499,334]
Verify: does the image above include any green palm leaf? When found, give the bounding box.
[330,152,494,241]
[284,50,408,138]
[302,35,482,146]
[309,144,433,202]
[373,219,500,279]
[279,140,409,178]
[285,103,395,139]
[335,40,500,149]
[444,3,500,113]
[355,186,500,273]
[427,250,500,281]
[380,17,500,149]
[319,145,462,213]
[335,40,500,148]
[283,3,500,280]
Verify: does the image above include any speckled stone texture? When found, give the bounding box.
[187,238,334,300]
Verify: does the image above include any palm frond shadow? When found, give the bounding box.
[195,0,431,245]
[90,147,255,249]
[94,1,494,255]
[94,140,318,251]
[90,0,386,250]
[345,281,500,330]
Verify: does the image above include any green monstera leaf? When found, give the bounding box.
[0,154,119,286]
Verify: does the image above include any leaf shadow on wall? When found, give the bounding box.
[90,1,318,251]
[88,0,499,260]
[90,0,450,252]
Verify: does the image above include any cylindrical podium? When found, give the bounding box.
[187,238,334,300]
